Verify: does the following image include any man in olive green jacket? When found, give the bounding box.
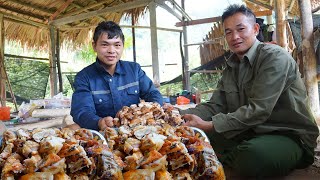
[181,4,319,178]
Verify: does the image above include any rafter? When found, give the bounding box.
[51,0,151,26]
[0,5,47,22]
[60,0,116,18]
[5,0,54,14]
[49,0,74,21]
[1,10,47,28]
[68,1,107,21]
[245,0,273,10]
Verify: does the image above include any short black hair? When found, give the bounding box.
[221,4,256,23]
[93,21,125,43]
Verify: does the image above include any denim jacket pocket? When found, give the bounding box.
[123,86,140,106]
[93,94,112,113]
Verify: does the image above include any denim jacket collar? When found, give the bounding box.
[95,58,126,75]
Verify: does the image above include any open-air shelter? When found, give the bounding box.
[0,0,319,121]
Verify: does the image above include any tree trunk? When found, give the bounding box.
[299,0,320,124]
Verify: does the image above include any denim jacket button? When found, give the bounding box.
[135,90,138,93]
[99,99,102,102]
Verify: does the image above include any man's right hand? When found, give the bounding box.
[98,116,114,130]
[182,114,213,133]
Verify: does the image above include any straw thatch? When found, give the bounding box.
[245,0,320,17]
[1,0,148,50]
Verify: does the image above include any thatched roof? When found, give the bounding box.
[1,0,319,51]
[1,0,148,50]
[245,0,320,17]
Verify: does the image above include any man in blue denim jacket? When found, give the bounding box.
[71,21,163,131]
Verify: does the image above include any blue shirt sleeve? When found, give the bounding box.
[136,63,163,105]
[71,73,100,130]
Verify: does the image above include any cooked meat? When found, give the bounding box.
[68,156,92,173]
[39,153,61,169]
[2,130,17,144]
[32,128,57,143]
[0,143,14,166]
[39,136,65,154]
[22,140,40,158]
[124,151,143,171]
[123,169,155,180]
[23,154,42,173]
[155,169,172,180]
[1,153,24,178]
[19,172,54,180]
[41,157,66,174]
[104,127,118,141]
[141,155,168,172]
[123,138,141,154]
[133,125,158,140]
[54,172,71,180]
[140,150,163,166]
[16,128,31,141]
[171,169,193,180]
[97,149,123,179]
[140,133,167,152]
[60,128,75,140]
[74,129,93,140]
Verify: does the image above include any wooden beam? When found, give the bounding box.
[0,14,5,106]
[56,30,63,93]
[59,0,116,18]
[245,0,273,10]
[6,0,54,14]
[298,0,320,121]
[181,0,190,91]
[275,0,287,49]
[49,26,58,96]
[176,16,221,27]
[59,24,183,32]
[312,6,320,13]
[1,11,47,28]
[49,0,74,21]
[0,5,47,21]
[254,10,272,17]
[149,1,160,87]
[51,0,151,26]
[288,0,295,12]
[68,1,106,21]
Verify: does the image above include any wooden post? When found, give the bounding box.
[56,30,63,93]
[275,0,287,49]
[149,1,160,87]
[49,25,58,97]
[131,13,137,62]
[181,0,190,91]
[0,14,5,106]
[298,0,320,123]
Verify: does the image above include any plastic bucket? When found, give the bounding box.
[0,107,11,120]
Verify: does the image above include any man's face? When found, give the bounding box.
[92,32,124,68]
[223,12,259,58]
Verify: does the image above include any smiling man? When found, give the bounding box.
[71,21,163,131]
[180,4,319,178]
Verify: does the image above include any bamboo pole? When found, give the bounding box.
[275,0,287,49]
[49,25,58,96]
[0,14,5,106]
[298,0,320,123]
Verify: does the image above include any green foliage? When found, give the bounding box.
[5,58,49,104]
[160,73,222,102]
[74,44,96,63]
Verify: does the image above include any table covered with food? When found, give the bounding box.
[0,102,225,180]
